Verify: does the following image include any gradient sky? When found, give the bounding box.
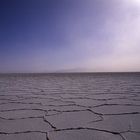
[0,0,140,72]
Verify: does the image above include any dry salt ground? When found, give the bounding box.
[0,73,140,140]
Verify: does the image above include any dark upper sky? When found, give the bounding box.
[0,0,140,72]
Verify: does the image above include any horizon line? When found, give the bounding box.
[0,71,140,74]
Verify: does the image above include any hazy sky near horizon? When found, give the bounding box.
[0,0,140,72]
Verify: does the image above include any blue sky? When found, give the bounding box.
[0,0,140,72]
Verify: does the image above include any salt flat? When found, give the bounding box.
[0,73,140,140]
